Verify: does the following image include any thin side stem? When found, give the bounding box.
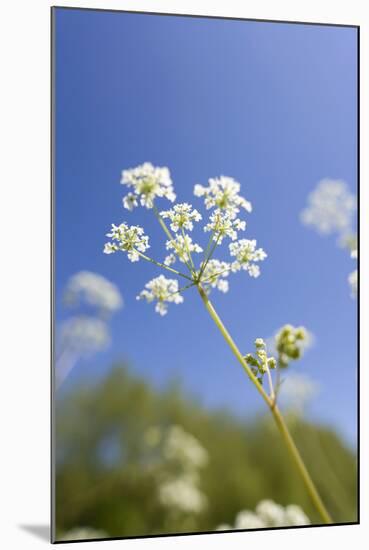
[197,284,332,525]
[136,251,192,281]
[181,227,196,273]
[197,284,270,406]
[153,205,194,274]
[199,232,221,279]
[168,281,197,297]
[265,365,275,401]
[200,230,216,276]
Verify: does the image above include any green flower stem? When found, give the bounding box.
[137,251,193,281]
[199,232,221,279]
[169,281,197,297]
[153,205,194,274]
[197,284,333,525]
[200,230,216,275]
[265,365,275,402]
[181,227,196,274]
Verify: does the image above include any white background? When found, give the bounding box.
[0,0,367,548]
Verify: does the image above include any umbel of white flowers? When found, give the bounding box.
[216,499,310,530]
[300,178,357,299]
[144,425,209,514]
[104,162,267,315]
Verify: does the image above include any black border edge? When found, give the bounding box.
[50,5,360,544]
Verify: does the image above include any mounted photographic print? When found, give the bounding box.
[51,6,359,543]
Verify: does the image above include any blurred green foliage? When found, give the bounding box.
[55,365,357,539]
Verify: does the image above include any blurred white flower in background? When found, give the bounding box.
[300,179,356,238]
[144,424,209,516]
[56,271,123,389]
[280,373,319,413]
[162,425,209,470]
[56,316,110,389]
[64,271,123,315]
[158,475,207,514]
[300,179,357,299]
[216,499,310,531]
[58,316,110,356]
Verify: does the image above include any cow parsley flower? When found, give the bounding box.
[234,511,265,529]
[158,476,207,513]
[204,209,246,243]
[163,253,176,266]
[160,203,202,232]
[166,234,203,264]
[64,271,123,314]
[103,223,150,262]
[163,425,209,470]
[121,162,176,209]
[229,239,267,277]
[137,275,183,315]
[216,500,310,531]
[256,500,286,526]
[300,179,356,237]
[194,175,252,219]
[58,316,110,356]
[200,259,231,294]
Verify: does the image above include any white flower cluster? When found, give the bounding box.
[121,162,176,209]
[229,239,267,278]
[137,275,183,316]
[158,475,207,514]
[165,234,203,265]
[194,176,252,218]
[57,272,123,389]
[64,271,123,314]
[59,316,110,356]
[104,163,268,313]
[300,179,356,237]
[144,425,209,515]
[160,203,202,232]
[162,425,209,470]
[200,259,231,293]
[103,223,150,262]
[217,499,310,531]
[204,209,246,243]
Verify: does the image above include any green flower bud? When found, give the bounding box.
[254,338,265,348]
[245,353,259,368]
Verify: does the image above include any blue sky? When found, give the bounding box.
[54,9,358,445]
